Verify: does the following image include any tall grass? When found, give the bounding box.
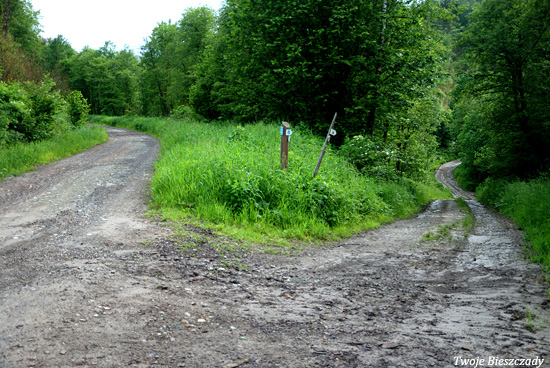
[91,115,451,244]
[0,125,108,181]
[477,177,550,267]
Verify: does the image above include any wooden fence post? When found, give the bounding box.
[313,113,337,178]
[281,121,290,170]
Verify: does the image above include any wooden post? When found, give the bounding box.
[281,121,290,170]
[313,113,337,178]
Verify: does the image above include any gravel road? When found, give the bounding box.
[0,127,548,367]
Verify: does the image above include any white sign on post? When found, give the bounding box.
[330,129,337,136]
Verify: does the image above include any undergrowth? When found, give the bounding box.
[91,115,451,247]
[477,177,550,268]
[0,125,108,181]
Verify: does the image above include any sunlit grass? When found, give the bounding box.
[92,115,451,247]
[0,125,108,181]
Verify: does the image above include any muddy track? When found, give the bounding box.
[0,127,549,368]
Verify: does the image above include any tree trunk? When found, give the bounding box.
[2,0,12,39]
[365,0,388,137]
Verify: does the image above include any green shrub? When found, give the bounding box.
[477,177,550,266]
[0,79,69,144]
[0,81,33,145]
[476,177,510,208]
[23,79,67,141]
[170,105,203,122]
[340,135,399,179]
[66,90,91,127]
[340,132,439,182]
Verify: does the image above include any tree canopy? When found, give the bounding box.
[453,0,550,179]
[2,0,548,181]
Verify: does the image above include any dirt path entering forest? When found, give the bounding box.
[0,128,549,368]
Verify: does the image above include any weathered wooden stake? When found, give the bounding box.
[281,121,290,170]
[313,113,337,178]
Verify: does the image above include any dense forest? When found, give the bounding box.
[0,1,548,183]
[3,0,549,182]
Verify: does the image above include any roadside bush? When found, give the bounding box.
[66,90,90,127]
[170,105,203,122]
[23,79,67,141]
[477,177,550,266]
[340,133,438,182]
[0,81,32,145]
[0,79,92,146]
[476,177,510,209]
[340,135,399,179]
[0,79,69,144]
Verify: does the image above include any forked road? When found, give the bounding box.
[0,127,548,367]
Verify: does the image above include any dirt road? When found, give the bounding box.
[0,128,548,367]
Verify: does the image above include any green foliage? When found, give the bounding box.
[191,0,448,142]
[0,0,44,83]
[0,81,32,145]
[0,0,42,53]
[22,78,67,141]
[453,163,479,192]
[91,115,451,243]
[0,78,68,144]
[66,90,90,127]
[65,43,141,116]
[340,97,442,181]
[1,79,91,146]
[170,105,203,122]
[140,7,217,116]
[453,0,550,179]
[476,177,550,266]
[43,35,75,70]
[0,126,108,180]
[340,135,399,179]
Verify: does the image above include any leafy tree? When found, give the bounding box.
[140,21,177,116]
[0,0,42,82]
[192,0,446,143]
[65,42,141,115]
[140,7,216,116]
[42,35,75,94]
[43,35,75,70]
[1,0,41,52]
[189,27,232,120]
[454,0,550,179]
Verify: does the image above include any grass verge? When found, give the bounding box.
[91,115,451,248]
[477,177,550,268]
[0,125,108,182]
